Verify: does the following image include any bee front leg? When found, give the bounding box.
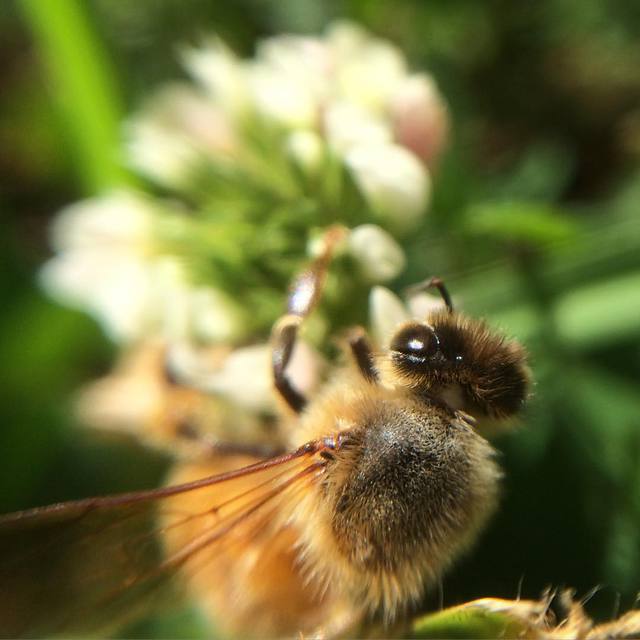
[272,225,348,414]
[272,314,308,413]
[346,326,379,383]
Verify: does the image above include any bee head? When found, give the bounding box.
[388,311,531,420]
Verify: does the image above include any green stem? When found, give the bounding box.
[19,0,128,193]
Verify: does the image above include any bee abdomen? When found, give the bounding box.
[325,399,499,611]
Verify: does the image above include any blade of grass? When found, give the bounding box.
[18,0,129,193]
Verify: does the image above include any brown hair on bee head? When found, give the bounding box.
[388,310,531,420]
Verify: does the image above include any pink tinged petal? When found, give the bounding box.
[391,74,450,168]
[162,87,234,153]
[191,343,274,413]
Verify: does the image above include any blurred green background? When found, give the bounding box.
[1,0,640,636]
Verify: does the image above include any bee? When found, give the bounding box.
[0,229,531,638]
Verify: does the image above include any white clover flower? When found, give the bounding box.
[370,285,448,346]
[345,143,431,231]
[41,192,246,345]
[348,225,406,282]
[176,21,445,229]
[43,21,450,357]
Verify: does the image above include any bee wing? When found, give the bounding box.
[0,441,326,638]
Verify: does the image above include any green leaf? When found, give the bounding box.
[553,269,640,347]
[411,600,539,639]
[18,0,129,193]
[465,201,579,246]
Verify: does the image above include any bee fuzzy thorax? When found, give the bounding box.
[291,380,501,618]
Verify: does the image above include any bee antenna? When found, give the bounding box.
[405,276,454,313]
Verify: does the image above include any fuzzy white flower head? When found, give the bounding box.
[41,191,247,346]
[126,119,196,188]
[154,22,446,231]
[348,225,406,282]
[44,22,450,355]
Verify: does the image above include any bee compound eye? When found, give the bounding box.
[390,324,439,362]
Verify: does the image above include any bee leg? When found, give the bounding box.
[347,326,379,383]
[272,225,348,414]
[272,315,307,413]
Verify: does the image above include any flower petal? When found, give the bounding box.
[348,224,406,282]
[369,286,410,345]
[345,143,431,232]
[391,74,449,167]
